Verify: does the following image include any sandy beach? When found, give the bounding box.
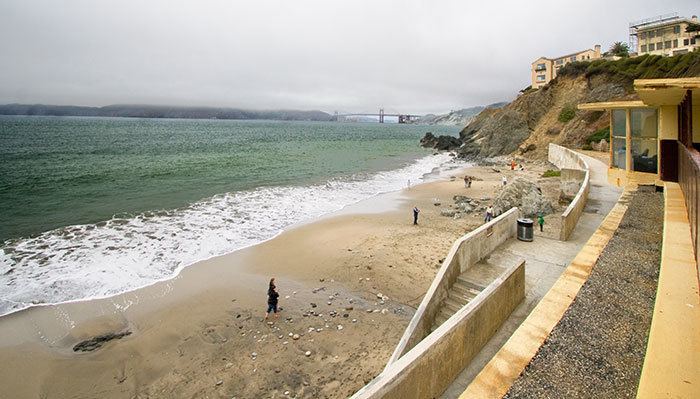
[0,159,563,398]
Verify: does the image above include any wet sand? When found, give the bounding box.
[0,160,560,398]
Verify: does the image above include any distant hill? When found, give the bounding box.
[0,104,334,122]
[417,102,508,126]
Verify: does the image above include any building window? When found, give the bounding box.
[535,63,546,71]
[555,59,563,65]
[641,44,647,52]
[649,43,655,51]
[641,32,647,39]
[692,38,697,45]
[657,42,663,50]
[673,39,678,48]
[630,109,658,173]
[570,56,576,62]
[674,25,680,34]
[536,75,546,82]
[665,41,672,49]
[656,29,664,36]
[649,31,655,38]
[685,38,690,46]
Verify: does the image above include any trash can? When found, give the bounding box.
[517,218,534,242]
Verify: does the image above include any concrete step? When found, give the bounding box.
[456,275,486,292]
[451,283,480,300]
[445,295,467,311]
[443,299,463,314]
[433,313,449,329]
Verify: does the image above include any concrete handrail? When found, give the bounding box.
[351,260,526,399]
[548,143,590,241]
[386,207,519,366]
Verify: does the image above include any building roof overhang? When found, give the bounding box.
[577,100,646,111]
[635,78,700,106]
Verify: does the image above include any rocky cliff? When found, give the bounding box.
[457,51,700,160]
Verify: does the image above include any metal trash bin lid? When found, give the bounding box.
[517,218,534,226]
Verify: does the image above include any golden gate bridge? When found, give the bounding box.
[333,108,421,124]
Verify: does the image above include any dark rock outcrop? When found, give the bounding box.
[73,331,132,352]
[419,132,461,151]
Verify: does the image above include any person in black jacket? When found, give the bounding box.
[265,278,280,320]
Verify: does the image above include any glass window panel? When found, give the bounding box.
[631,109,657,138]
[631,139,657,173]
[612,138,626,169]
[612,109,626,137]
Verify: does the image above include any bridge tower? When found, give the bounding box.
[379,108,385,123]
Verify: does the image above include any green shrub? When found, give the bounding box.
[555,51,700,85]
[558,105,576,123]
[542,170,561,178]
[586,127,610,144]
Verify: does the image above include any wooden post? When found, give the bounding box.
[626,108,632,172]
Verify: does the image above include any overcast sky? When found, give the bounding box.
[0,1,697,114]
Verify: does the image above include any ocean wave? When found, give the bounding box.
[0,153,461,317]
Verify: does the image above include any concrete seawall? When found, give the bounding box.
[386,208,519,365]
[548,143,590,241]
[352,260,525,399]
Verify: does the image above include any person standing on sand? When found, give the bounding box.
[265,278,280,320]
[468,177,472,188]
[485,206,493,222]
[464,175,469,188]
[537,213,545,232]
[502,176,507,186]
[413,206,420,225]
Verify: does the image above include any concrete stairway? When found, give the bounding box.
[432,276,485,331]
[430,248,521,332]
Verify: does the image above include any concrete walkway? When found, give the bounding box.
[440,153,622,398]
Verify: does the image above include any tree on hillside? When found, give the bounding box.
[608,42,629,58]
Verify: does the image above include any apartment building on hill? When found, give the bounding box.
[530,45,601,89]
[630,13,700,57]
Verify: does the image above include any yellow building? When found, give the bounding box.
[578,77,700,276]
[630,14,700,57]
[578,78,700,188]
[531,45,601,88]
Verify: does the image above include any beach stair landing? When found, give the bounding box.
[430,250,519,332]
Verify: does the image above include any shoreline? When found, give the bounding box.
[0,152,460,319]
[0,158,560,398]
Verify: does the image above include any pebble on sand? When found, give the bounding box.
[305,351,312,357]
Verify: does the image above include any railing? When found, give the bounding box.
[677,142,700,269]
[385,208,519,365]
[547,144,591,241]
[351,260,525,399]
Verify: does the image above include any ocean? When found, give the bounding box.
[0,115,461,316]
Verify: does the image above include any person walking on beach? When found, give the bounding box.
[485,206,493,222]
[265,278,280,320]
[468,177,472,188]
[537,213,545,232]
[510,160,516,170]
[502,176,507,186]
[413,206,420,225]
[464,175,469,188]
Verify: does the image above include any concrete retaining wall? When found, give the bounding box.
[548,143,590,241]
[386,208,519,365]
[351,260,526,399]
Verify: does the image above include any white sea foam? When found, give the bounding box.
[0,153,463,317]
